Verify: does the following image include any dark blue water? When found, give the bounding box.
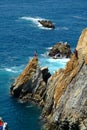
[0,0,87,130]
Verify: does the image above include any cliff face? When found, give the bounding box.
[10,29,87,130]
[42,29,87,130]
[10,56,51,106]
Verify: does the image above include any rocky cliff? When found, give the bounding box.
[10,56,51,106]
[10,29,87,130]
[42,29,87,130]
[48,42,71,58]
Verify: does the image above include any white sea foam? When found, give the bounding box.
[39,57,70,74]
[73,16,87,20]
[5,68,17,73]
[19,16,54,30]
[56,27,69,31]
[26,105,33,108]
[48,58,70,63]
[20,16,42,23]
[3,65,24,74]
[1,56,69,75]
[46,47,52,50]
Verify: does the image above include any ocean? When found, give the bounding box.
[0,0,87,130]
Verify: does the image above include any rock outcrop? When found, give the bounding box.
[48,42,72,58]
[10,28,87,130]
[42,29,87,130]
[10,56,51,106]
[38,20,55,29]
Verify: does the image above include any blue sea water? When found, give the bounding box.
[0,0,87,130]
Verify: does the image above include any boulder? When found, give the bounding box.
[48,42,72,58]
[38,20,55,29]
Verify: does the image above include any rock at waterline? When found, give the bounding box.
[38,20,55,29]
[42,28,87,130]
[48,42,72,58]
[10,28,87,130]
[10,56,51,106]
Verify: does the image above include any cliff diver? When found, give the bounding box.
[34,50,38,57]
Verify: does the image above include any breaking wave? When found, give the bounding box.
[0,56,69,75]
[39,56,70,74]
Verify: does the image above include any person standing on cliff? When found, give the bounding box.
[34,51,38,57]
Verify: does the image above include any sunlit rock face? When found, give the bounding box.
[10,56,51,106]
[10,29,87,130]
[42,29,87,130]
[48,42,72,58]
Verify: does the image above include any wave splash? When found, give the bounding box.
[0,56,69,75]
[19,16,53,30]
[39,56,70,74]
[19,16,69,30]
[0,65,25,74]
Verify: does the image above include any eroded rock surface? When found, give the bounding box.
[42,29,87,130]
[10,29,87,130]
[10,56,51,106]
[48,42,72,58]
[38,20,55,29]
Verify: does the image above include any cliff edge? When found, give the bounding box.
[10,56,51,106]
[10,29,87,130]
[42,29,87,130]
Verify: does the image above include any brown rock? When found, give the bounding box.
[38,20,55,29]
[42,28,87,130]
[10,56,51,105]
[10,28,87,130]
[48,42,72,58]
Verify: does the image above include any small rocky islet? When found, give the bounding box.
[48,42,72,58]
[10,28,87,130]
[38,20,55,29]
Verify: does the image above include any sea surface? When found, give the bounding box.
[0,0,87,130]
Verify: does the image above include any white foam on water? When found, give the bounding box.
[4,68,17,73]
[46,47,52,50]
[39,57,70,74]
[20,16,42,23]
[73,16,87,20]
[19,16,54,30]
[0,56,69,75]
[3,65,25,74]
[56,27,69,31]
[48,58,70,63]
[26,105,33,108]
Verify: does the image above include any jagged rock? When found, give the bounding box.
[48,42,72,58]
[10,56,51,105]
[10,28,87,130]
[38,20,55,29]
[42,29,87,130]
